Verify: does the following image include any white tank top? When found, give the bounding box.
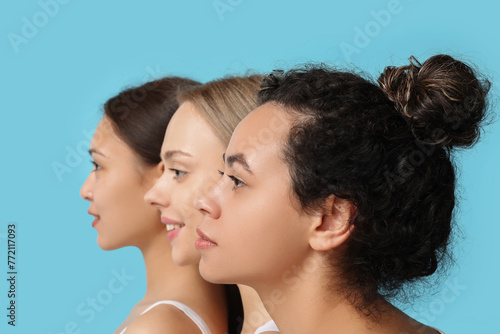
[119,300,211,334]
[252,321,443,334]
[254,320,279,333]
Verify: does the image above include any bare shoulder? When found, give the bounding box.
[124,303,201,334]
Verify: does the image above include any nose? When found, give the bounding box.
[80,173,94,201]
[194,180,222,219]
[144,173,170,209]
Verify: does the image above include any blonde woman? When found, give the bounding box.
[145,75,279,334]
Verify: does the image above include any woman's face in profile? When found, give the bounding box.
[80,116,163,250]
[145,102,225,266]
[195,103,313,285]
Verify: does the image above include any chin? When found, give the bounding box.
[96,236,123,251]
[172,248,201,267]
[199,260,230,284]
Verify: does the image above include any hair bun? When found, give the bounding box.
[378,54,490,148]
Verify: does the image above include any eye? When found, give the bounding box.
[227,174,245,190]
[169,168,187,180]
[218,170,224,176]
[91,160,101,171]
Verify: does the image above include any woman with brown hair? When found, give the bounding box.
[145,74,279,334]
[80,77,234,333]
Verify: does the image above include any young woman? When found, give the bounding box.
[195,55,491,333]
[145,75,279,334]
[80,77,232,333]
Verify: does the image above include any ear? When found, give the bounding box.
[309,195,356,251]
[152,161,164,177]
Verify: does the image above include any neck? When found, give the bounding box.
[138,230,228,332]
[253,252,381,334]
[138,229,205,302]
[139,230,178,300]
[238,284,273,334]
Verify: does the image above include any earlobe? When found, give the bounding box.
[309,195,356,251]
[142,162,164,189]
[154,162,164,177]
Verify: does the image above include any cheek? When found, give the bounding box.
[225,191,306,263]
[171,180,202,226]
[92,178,113,210]
[97,176,145,218]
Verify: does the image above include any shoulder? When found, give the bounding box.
[124,303,201,334]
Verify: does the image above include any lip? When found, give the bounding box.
[88,209,100,228]
[92,217,100,228]
[161,217,185,242]
[166,226,184,242]
[161,216,182,225]
[195,228,217,250]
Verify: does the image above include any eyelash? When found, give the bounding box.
[218,170,246,190]
[91,160,101,171]
[169,168,187,180]
[229,175,245,189]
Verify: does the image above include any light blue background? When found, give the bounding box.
[1,0,499,332]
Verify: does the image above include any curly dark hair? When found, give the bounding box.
[258,55,491,314]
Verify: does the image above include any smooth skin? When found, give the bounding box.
[146,102,276,334]
[195,103,441,334]
[145,102,226,266]
[81,116,226,334]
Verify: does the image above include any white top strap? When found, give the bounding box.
[119,300,211,334]
[252,320,440,334]
[254,320,279,334]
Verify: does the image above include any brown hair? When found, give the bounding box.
[179,75,264,145]
[104,77,200,165]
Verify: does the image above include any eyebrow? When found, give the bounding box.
[223,153,254,174]
[88,148,106,157]
[163,150,193,160]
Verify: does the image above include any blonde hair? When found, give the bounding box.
[179,75,263,145]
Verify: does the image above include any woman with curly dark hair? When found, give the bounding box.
[194,55,491,333]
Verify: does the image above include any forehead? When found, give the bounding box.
[227,102,292,163]
[91,116,124,149]
[90,116,145,170]
[162,101,224,153]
